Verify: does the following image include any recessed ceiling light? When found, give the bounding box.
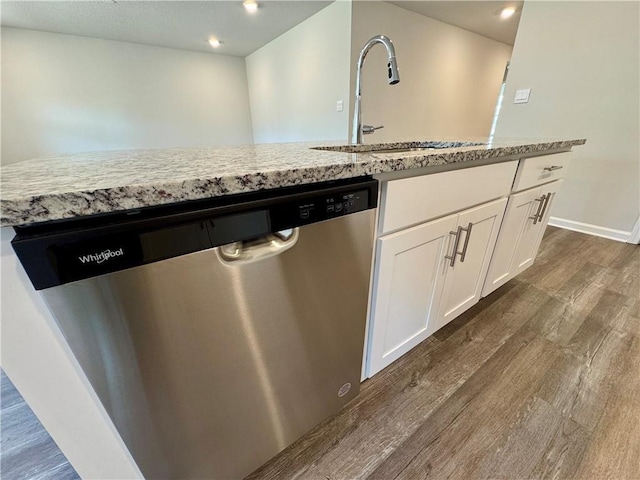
[500,7,516,19]
[243,0,258,13]
[208,37,222,48]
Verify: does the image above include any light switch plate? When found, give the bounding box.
[336,100,344,112]
[514,89,531,104]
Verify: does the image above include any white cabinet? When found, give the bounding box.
[380,162,517,234]
[365,151,574,378]
[367,214,457,376]
[434,198,508,331]
[482,180,563,296]
[512,152,571,192]
[366,198,507,377]
[538,181,563,227]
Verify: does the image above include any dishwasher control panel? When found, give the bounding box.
[294,189,370,224]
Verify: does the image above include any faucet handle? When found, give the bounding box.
[362,125,384,135]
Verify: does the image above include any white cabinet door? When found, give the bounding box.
[434,198,508,331]
[367,214,458,377]
[529,180,564,262]
[482,186,546,296]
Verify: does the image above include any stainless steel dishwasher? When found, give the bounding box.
[12,177,378,479]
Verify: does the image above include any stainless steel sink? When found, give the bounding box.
[312,141,485,154]
[362,147,440,154]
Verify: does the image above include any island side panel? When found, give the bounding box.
[0,227,143,479]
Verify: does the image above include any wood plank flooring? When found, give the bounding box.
[248,227,640,480]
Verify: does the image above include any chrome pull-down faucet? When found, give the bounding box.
[351,35,400,144]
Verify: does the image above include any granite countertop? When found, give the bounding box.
[0,137,585,227]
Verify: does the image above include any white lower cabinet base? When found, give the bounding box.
[365,154,573,379]
[482,180,563,297]
[366,198,508,377]
[366,214,457,377]
[434,198,508,332]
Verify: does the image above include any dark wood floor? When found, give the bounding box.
[248,227,640,480]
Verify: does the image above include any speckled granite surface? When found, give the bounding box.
[0,137,585,227]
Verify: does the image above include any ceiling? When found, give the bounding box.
[0,1,523,57]
[0,0,332,57]
[389,1,523,45]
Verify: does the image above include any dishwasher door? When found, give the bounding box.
[41,209,375,479]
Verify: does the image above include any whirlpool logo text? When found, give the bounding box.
[78,247,124,265]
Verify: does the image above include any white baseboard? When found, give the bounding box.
[629,216,640,244]
[548,217,633,243]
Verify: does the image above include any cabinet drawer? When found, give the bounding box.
[512,152,571,192]
[380,161,518,234]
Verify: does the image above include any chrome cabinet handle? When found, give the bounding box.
[445,227,463,267]
[529,195,547,225]
[458,223,473,263]
[445,223,473,267]
[538,192,554,222]
[543,165,563,172]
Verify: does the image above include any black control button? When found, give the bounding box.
[300,210,310,220]
[335,203,343,212]
[326,204,335,213]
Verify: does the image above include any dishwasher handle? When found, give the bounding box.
[216,228,299,266]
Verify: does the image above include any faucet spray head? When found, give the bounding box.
[387,56,400,85]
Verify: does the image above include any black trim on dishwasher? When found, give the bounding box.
[12,177,378,290]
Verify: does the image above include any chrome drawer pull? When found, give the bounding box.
[543,165,563,172]
[445,223,473,267]
[445,227,463,267]
[538,192,554,222]
[529,195,547,225]
[459,222,473,263]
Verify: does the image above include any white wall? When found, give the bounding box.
[350,1,512,142]
[245,1,352,144]
[495,1,640,236]
[1,28,254,165]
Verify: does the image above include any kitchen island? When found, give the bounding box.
[1,137,584,227]
[0,136,585,479]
